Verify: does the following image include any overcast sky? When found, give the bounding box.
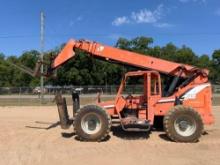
[0,0,220,56]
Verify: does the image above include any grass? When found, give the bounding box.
[0,95,115,106]
[0,95,219,106]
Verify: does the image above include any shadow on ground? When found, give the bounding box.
[25,120,180,142]
[26,121,60,130]
[111,126,150,140]
[61,132,75,138]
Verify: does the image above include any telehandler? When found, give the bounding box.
[33,39,214,142]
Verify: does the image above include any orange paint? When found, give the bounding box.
[52,39,214,126]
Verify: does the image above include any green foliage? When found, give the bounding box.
[0,36,219,87]
[160,43,178,60]
[198,55,210,68]
[116,38,131,50]
[212,50,220,65]
[116,36,153,54]
[210,50,220,83]
[175,46,198,65]
[0,50,40,87]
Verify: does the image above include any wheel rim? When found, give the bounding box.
[174,115,197,137]
[81,113,101,134]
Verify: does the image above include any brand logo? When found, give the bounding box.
[97,46,104,52]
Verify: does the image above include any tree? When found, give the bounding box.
[130,36,153,54]
[210,50,220,83]
[197,55,210,68]
[8,50,40,87]
[0,53,7,86]
[160,43,178,60]
[212,50,220,65]
[175,45,198,65]
[115,38,131,50]
[0,37,219,87]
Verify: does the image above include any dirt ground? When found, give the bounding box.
[0,106,220,165]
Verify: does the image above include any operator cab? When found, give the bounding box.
[122,73,147,112]
[115,71,161,130]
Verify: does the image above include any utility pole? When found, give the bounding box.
[40,11,45,103]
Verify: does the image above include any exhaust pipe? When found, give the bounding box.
[55,94,72,129]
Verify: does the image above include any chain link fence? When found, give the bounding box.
[0,85,219,106]
[0,85,119,106]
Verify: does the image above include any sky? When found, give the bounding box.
[0,0,220,57]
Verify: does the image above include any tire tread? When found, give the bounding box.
[74,105,111,142]
[163,105,203,143]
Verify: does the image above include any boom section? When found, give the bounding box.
[52,39,208,78]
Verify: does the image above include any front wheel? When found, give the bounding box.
[163,106,203,143]
[74,105,111,141]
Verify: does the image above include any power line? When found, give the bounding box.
[1,32,220,39]
[0,35,38,39]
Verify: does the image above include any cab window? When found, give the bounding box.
[151,74,160,95]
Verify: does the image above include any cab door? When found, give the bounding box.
[147,72,162,124]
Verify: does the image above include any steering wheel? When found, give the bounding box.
[125,94,133,99]
[125,94,134,104]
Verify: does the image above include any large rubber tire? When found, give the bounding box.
[74,105,111,141]
[163,106,204,143]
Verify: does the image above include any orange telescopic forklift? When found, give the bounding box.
[32,39,214,142]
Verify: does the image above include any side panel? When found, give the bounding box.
[154,83,214,125]
[182,84,214,125]
[154,98,175,116]
[97,101,116,115]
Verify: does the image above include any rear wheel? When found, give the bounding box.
[163,106,203,143]
[74,105,111,141]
